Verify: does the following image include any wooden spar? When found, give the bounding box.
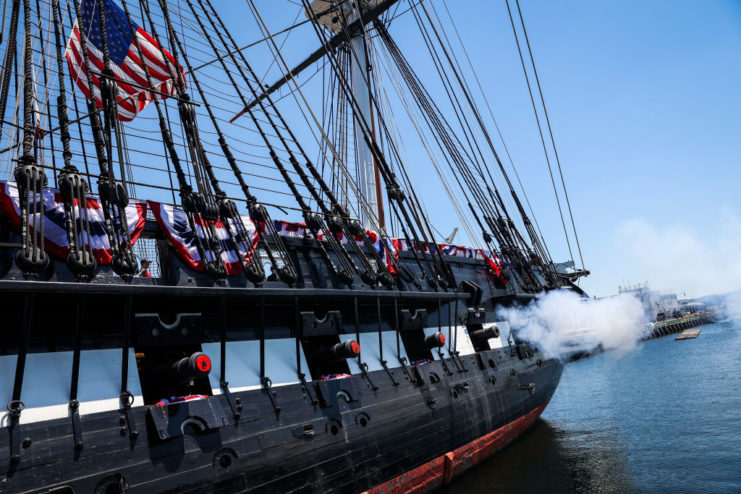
[229,0,399,123]
[369,85,385,228]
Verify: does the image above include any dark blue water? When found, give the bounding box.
[442,319,741,493]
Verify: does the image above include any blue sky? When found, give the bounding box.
[207,1,741,298]
[469,0,741,298]
[389,0,741,298]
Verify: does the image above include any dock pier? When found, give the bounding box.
[643,312,711,340]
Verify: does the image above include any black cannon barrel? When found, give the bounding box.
[424,332,446,349]
[166,352,212,382]
[470,325,500,340]
[323,339,361,362]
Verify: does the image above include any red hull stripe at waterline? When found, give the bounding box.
[363,402,550,494]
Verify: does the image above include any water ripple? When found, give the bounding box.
[441,320,741,493]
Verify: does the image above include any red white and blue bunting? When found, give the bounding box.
[148,201,258,276]
[0,182,504,280]
[0,180,147,265]
[153,212,498,279]
[258,221,399,273]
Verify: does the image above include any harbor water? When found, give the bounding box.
[442,318,741,493]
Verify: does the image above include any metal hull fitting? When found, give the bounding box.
[0,348,562,493]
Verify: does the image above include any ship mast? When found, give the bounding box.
[347,4,378,230]
[307,0,381,229]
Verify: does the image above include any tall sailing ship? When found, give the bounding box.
[0,0,588,492]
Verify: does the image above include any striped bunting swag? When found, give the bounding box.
[148,201,259,276]
[0,181,147,264]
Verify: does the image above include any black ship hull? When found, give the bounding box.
[0,235,564,494]
[1,347,561,493]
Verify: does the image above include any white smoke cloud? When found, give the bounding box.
[614,211,741,298]
[722,291,741,320]
[496,290,649,359]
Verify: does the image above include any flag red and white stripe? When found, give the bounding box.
[65,0,183,122]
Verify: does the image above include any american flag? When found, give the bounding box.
[65,0,183,122]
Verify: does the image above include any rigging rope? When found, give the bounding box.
[300,0,454,289]
[70,0,136,280]
[13,0,49,276]
[513,0,585,271]
[407,1,559,286]
[137,0,232,282]
[143,0,297,284]
[52,0,95,280]
[192,0,366,288]
[437,1,552,263]
[372,42,481,251]
[0,0,20,147]
[245,0,418,288]
[374,19,541,288]
[199,0,394,288]
[504,0,574,270]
